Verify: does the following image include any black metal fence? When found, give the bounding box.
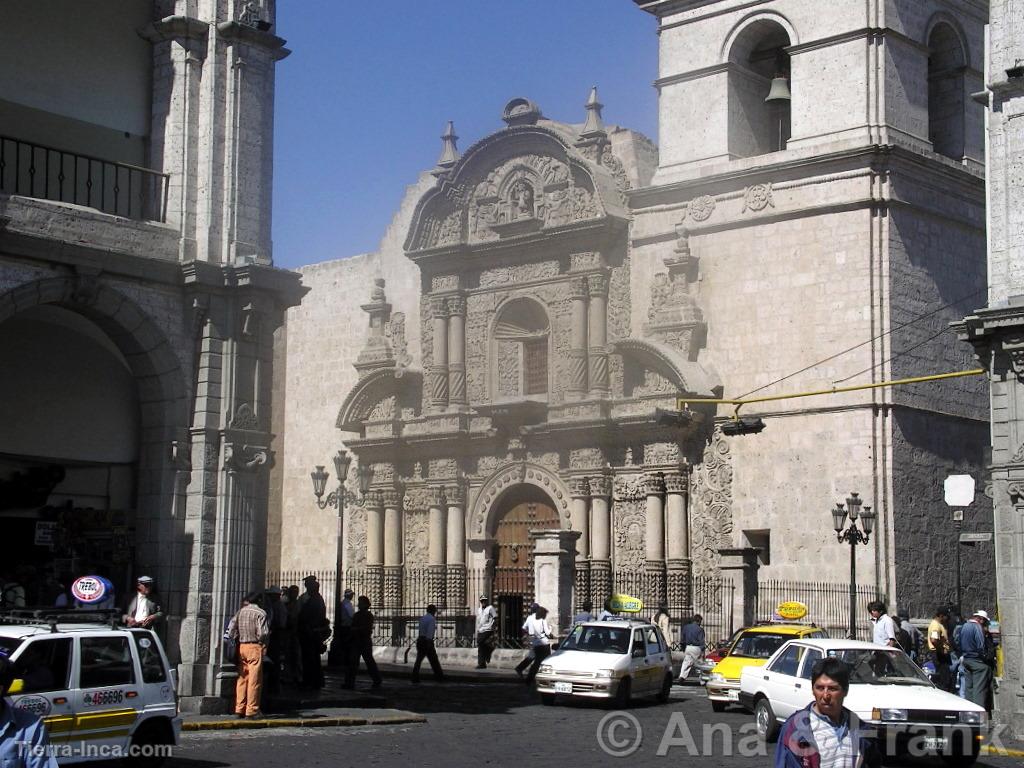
[0,135,169,221]
[756,579,881,640]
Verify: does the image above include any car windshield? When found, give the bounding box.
[560,625,631,654]
[730,632,788,659]
[834,648,932,685]
[0,636,23,659]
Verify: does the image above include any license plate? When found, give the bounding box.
[727,690,739,701]
[923,738,947,752]
[554,682,573,694]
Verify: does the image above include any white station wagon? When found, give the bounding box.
[739,638,986,766]
[535,620,674,706]
[1,611,180,766]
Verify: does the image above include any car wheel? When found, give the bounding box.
[125,719,172,768]
[754,698,779,743]
[657,673,673,703]
[615,677,632,707]
[540,693,556,707]
[711,700,728,713]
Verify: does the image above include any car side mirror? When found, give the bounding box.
[631,648,645,659]
[7,679,24,695]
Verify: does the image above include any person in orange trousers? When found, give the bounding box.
[226,591,270,718]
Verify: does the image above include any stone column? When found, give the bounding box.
[569,477,591,609]
[445,483,467,609]
[567,277,589,399]
[589,474,612,605]
[644,473,667,608]
[664,470,692,614]
[447,296,467,408]
[427,486,447,607]
[587,273,610,397]
[382,486,403,611]
[531,530,582,636]
[429,296,449,410]
[364,490,385,609]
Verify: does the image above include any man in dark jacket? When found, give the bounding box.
[343,595,382,689]
[297,576,328,689]
[775,657,880,768]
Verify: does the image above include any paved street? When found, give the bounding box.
[163,679,1021,768]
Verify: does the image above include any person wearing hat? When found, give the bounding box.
[959,609,995,710]
[123,576,163,629]
[475,595,497,669]
[0,656,59,767]
[329,588,356,668]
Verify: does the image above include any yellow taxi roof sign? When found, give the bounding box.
[775,601,809,621]
[609,594,644,613]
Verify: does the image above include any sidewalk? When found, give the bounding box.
[182,708,426,732]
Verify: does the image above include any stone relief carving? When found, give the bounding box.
[613,474,646,501]
[229,402,259,431]
[742,183,775,213]
[479,261,560,288]
[569,252,602,272]
[496,340,520,397]
[404,509,429,565]
[625,366,676,397]
[689,428,734,578]
[570,447,605,470]
[600,144,630,192]
[614,499,646,569]
[421,209,462,248]
[347,505,366,567]
[687,195,716,222]
[367,395,396,421]
[646,442,681,466]
[384,312,412,371]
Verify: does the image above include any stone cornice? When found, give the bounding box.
[216,21,291,60]
[180,261,308,307]
[137,16,210,44]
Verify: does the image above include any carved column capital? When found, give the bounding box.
[568,277,589,301]
[430,296,448,318]
[427,485,447,507]
[446,295,467,317]
[588,474,612,499]
[587,272,609,298]
[644,473,666,495]
[663,472,688,495]
[569,477,591,499]
[364,489,384,510]
[381,486,403,508]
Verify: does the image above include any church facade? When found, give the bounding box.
[271,0,994,637]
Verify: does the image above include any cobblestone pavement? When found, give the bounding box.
[164,680,1022,768]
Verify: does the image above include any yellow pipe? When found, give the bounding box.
[677,368,985,418]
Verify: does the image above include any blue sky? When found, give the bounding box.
[271,1,658,269]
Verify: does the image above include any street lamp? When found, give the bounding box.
[831,492,876,639]
[310,450,353,615]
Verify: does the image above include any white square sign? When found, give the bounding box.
[944,474,976,507]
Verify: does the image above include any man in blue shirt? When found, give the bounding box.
[677,614,706,684]
[959,609,994,710]
[411,604,444,683]
[0,656,59,768]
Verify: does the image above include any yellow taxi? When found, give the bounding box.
[706,622,827,712]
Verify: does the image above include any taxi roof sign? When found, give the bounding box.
[609,594,644,613]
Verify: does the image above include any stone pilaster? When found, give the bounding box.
[567,277,589,399]
[427,485,447,608]
[446,296,467,407]
[429,296,449,409]
[445,483,467,608]
[664,470,692,613]
[587,273,609,397]
[589,474,612,605]
[531,530,582,636]
[569,476,591,608]
[644,472,667,608]
[382,486,403,610]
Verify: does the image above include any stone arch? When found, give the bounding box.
[490,295,551,401]
[336,366,422,433]
[720,11,799,64]
[469,461,572,540]
[926,15,969,161]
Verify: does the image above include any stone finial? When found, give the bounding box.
[435,121,460,171]
[502,97,542,127]
[355,278,394,376]
[580,86,605,138]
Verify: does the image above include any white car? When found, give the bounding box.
[1,610,180,765]
[739,639,986,766]
[535,620,674,706]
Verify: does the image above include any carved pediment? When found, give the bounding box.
[336,367,423,434]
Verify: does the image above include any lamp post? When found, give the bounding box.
[831,492,877,639]
[310,450,355,616]
[951,508,964,617]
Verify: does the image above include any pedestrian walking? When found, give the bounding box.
[226,592,269,718]
[0,655,59,767]
[774,657,881,768]
[122,576,163,630]
[573,600,594,625]
[412,604,444,683]
[896,609,921,662]
[515,606,552,684]
[927,606,953,690]
[283,584,302,683]
[329,588,356,668]
[344,595,382,689]
[653,604,671,642]
[475,595,497,669]
[868,600,896,647]
[892,614,914,657]
[677,614,705,684]
[297,575,329,689]
[959,609,995,711]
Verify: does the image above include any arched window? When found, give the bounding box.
[927,23,967,161]
[492,298,550,400]
[727,20,792,159]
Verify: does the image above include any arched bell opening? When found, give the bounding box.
[727,19,793,158]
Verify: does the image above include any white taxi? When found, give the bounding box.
[1,610,180,765]
[739,639,986,766]
[534,620,674,706]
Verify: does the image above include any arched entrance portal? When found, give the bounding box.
[490,485,560,643]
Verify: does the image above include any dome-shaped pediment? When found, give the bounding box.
[404,119,628,254]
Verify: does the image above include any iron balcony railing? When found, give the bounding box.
[0,134,170,222]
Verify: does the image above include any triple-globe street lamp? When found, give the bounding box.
[830,492,877,639]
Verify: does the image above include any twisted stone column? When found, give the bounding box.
[382,486,403,611]
[567,277,589,399]
[589,474,612,606]
[570,477,591,608]
[587,273,609,397]
[447,296,467,407]
[427,486,448,608]
[429,296,449,410]
[664,471,692,614]
[644,473,667,608]
[445,483,467,609]
[364,490,385,609]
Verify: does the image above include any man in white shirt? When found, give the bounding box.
[868,601,896,647]
[411,604,444,683]
[123,576,162,629]
[475,596,498,669]
[515,606,553,684]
